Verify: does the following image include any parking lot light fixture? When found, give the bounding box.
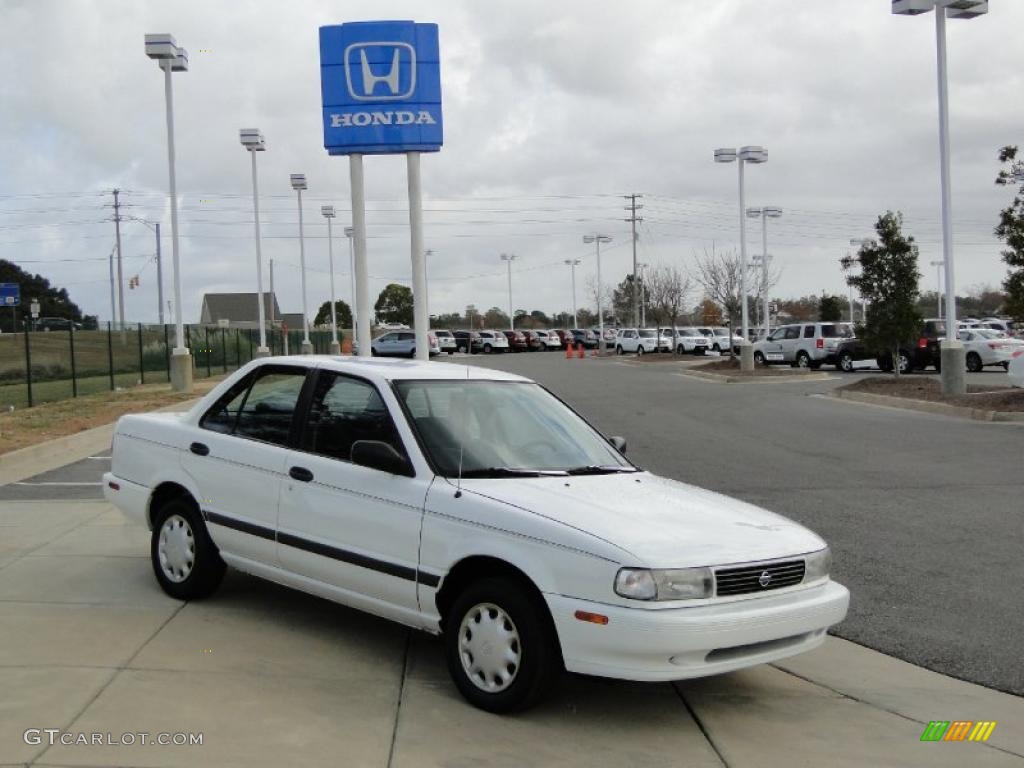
[290,174,312,355]
[715,146,767,368]
[564,258,581,328]
[583,235,612,351]
[500,254,519,331]
[322,205,340,355]
[145,33,191,392]
[747,206,781,336]
[892,0,987,395]
[240,129,270,357]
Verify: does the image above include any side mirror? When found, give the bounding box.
[351,440,413,476]
[608,436,627,454]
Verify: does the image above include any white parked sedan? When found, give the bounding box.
[103,357,848,713]
[958,329,1024,372]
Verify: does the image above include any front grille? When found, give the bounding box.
[714,559,805,596]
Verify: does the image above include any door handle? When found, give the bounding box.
[289,466,314,483]
[190,442,209,456]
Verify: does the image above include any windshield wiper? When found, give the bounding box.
[458,467,568,478]
[565,465,638,475]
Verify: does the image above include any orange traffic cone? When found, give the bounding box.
[576,343,585,359]
[565,342,574,359]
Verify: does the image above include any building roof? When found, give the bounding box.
[200,292,280,324]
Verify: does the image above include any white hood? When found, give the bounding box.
[461,472,825,568]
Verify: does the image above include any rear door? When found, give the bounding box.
[184,364,311,565]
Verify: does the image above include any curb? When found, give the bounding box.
[830,389,1024,422]
[681,369,834,384]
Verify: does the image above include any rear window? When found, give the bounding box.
[436,331,452,338]
[639,330,656,338]
[821,324,853,339]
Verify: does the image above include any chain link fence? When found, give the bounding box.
[0,323,345,409]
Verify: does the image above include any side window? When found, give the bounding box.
[233,370,308,446]
[303,372,404,462]
[200,373,256,434]
[768,328,784,341]
[399,332,415,341]
[785,326,801,340]
[803,325,815,338]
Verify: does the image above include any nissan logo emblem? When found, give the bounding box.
[758,570,772,588]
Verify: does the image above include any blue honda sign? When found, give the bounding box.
[0,283,20,307]
[319,21,442,155]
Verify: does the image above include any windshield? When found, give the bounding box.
[820,324,853,339]
[639,329,656,338]
[394,380,634,477]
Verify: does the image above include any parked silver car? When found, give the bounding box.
[753,322,853,368]
[370,331,441,357]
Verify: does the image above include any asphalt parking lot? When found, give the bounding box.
[462,352,1024,697]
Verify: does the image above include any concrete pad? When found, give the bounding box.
[390,635,722,768]
[132,598,406,682]
[0,666,115,764]
[774,637,1024,756]
[0,602,176,668]
[39,668,401,768]
[0,554,170,606]
[0,500,106,529]
[678,665,1023,768]
[83,506,135,526]
[32,521,150,558]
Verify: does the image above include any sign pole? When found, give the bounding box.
[350,153,371,357]
[408,151,428,361]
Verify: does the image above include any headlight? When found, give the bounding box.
[803,547,831,583]
[614,567,713,601]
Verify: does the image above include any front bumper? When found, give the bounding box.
[546,580,849,682]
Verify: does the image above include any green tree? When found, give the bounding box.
[819,294,843,322]
[483,306,509,328]
[313,300,352,329]
[373,283,413,326]
[842,212,922,376]
[431,312,462,328]
[995,146,1024,322]
[0,259,87,332]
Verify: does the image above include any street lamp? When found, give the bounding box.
[322,205,341,355]
[145,33,191,392]
[930,259,945,318]
[240,129,270,357]
[715,146,767,369]
[290,173,312,355]
[583,234,612,351]
[563,258,581,328]
[892,0,987,394]
[344,226,357,353]
[747,206,781,337]
[500,254,518,330]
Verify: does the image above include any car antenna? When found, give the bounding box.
[454,361,469,498]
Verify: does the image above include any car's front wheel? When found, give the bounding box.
[966,351,983,373]
[151,498,225,601]
[754,351,766,366]
[445,578,560,713]
[636,346,645,356]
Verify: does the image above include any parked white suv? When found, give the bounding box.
[670,327,710,355]
[434,329,457,355]
[615,328,661,355]
[534,330,562,349]
[753,322,853,368]
[477,330,510,354]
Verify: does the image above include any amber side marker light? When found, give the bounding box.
[574,610,609,625]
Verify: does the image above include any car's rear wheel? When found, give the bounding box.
[676,344,685,355]
[636,346,644,356]
[966,351,983,373]
[615,345,623,355]
[444,578,559,713]
[151,498,225,600]
[896,351,912,374]
[754,351,766,366]
[796,351,811,368]
[483,343,492,354]
[838,352,855,372]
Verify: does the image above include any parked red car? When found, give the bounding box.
[552,329,573,347]
[502,330,528,352]
[522,331,545,351]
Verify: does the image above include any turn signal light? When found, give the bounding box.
[107,481,120,491]
[574,610,609,625]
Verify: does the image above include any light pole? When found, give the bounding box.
[290,174,312,355]
[322,206,341,355]
[637,262,649,326]
[747,206,781,337]
[563,258,581,327]
[344,226,356,353]
[892,0,987,394]
[930,259,945,318]
[145,33,191,392]
[583,234,612,351]
[500,254,518,330]
[715,146,767,371]
[240,129,270,357]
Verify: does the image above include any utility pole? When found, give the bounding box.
[624,193,644,327]
[268,258,275,326]
[155,222,164,325]
[112,189,125,329]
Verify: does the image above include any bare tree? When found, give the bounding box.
[584,275,615,322]
[646,265,692,335]
[693,245,780,354]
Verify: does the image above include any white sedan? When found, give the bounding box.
[103,357,848,713]
[958,329,1024,372]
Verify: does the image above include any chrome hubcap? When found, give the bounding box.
[458,603,521,693]
[158,514,195,583]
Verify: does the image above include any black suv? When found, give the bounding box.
[452,330,483,354]
[834,319,945,373]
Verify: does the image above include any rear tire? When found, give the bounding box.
[444,578,560,714]
[615,345,623,355]
[636,346,645,356]
[150,498,225,601]
[754,351,766,366]
[796,351,811,369]
[838,352,854,372]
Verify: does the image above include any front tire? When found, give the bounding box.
[966,351,983,373]
[754,351,766,366]
[444,578,560,714]
[636,346,645,356]
[150,498,225,601]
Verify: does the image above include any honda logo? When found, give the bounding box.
[344,42,415,101]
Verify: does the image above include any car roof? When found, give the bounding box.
[254,355,529,383]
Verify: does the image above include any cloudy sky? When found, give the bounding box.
[1,0,1021,325]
